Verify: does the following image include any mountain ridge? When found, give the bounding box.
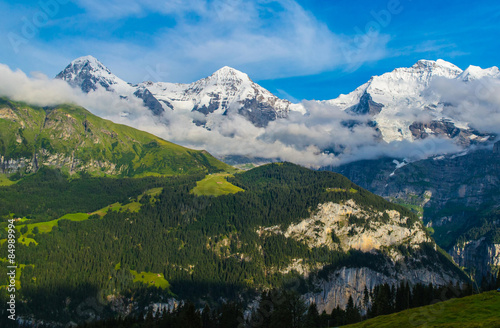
[57,56,303,127]
[325,59,497,145]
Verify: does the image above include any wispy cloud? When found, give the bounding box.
[6,0,390,83]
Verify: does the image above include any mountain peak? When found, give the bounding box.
[458,64,500,81]
[66,55,110,73]
[71,55,100,64]
[412,59,462,73]
[209,66,251,83]
[56,56,127,93]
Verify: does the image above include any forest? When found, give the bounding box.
[0,163,471,326]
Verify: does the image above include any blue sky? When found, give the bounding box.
[1,0,499,101]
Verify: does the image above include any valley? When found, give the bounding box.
[1,55,499,327]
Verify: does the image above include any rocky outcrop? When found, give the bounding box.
[305,264,461,314]
[280,200,429,255]
[1,152,124,175]
[494,141,500,154]
[258,199,466,312]
[408,120,491,147]
[347,92,384,116]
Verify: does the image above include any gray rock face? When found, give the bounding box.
[237,98,279,127]
[258,199,468,313]
[1,152,123,176]
[133,87,167,115]
[450,239,500,280]
[408,120,491,147]
[348,92,384,116]
[305,262,462,314]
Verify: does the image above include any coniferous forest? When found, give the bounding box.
[0,163,477,327]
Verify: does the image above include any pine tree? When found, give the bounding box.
[363,286,370,309]
[304,303,320,328]
[201,304,213,328]
[496,269,500,289]
[345,295,361,324]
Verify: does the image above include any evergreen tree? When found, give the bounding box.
[345,295,361,324]
[363,286,370,309]
[218,302,243,328]
[371,283,393,316]
[201,304,214,328]
[177,302,202,328]
[269,290,306,328]
[304,303,320,328]
[330,306,345,326]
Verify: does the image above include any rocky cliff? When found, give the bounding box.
[258,198,466,312]
[328,142,500,282]
[450,239,500,280]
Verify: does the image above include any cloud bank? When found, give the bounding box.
[429,77,500,135]
[2,63,498,168]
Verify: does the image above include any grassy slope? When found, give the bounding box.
[344,291,500,328]
[191,173,244,196]
[130,270,170,290]
[0,97,233,177]
[0,174,15,186]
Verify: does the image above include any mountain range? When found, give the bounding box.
[56,56,499,154]
[50,57,500,285]
[329,141,500,283]
[1,56,499,326]
[0,97,230,177]
[56,56,304,128]
[0,94,473,326]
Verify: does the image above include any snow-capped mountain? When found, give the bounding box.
[56,56,303,127]
[56,56,498,160]
[56,56,165,115]
[457,65,500,81]
[325,59,499,145]
[140,66,304,127]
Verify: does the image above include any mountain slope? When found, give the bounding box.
[0,162,468,325]
[0,97,231,177]
[344,290,500,328]
[55,57,499,166]
[140,66,304,127]
[325,59,498,145]
[56,56,165,115]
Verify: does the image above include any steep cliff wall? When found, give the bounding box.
[259,199,467,311]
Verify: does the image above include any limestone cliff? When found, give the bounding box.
[257,199,467,312]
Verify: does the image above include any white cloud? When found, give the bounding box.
[0,64,484,169]
[64,0,390,82]
[428,77,500,135]
[0,63,153,121]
